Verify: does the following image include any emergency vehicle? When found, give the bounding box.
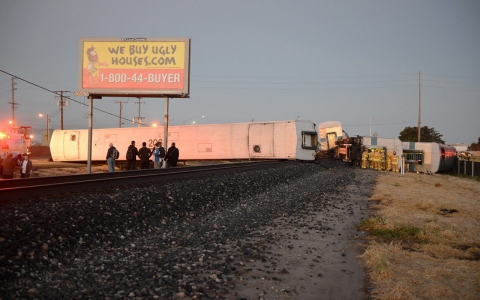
[0,126,32,159]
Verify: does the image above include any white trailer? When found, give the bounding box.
[49,120,318,162]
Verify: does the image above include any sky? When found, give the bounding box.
[0,0,479,145]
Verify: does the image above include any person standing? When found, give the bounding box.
[391,151,399,172]
[380,149,386,170]
[165,142,179,167]
[138,142,153,169]
[361,148,369,169]
[106,143,119,172]
[126,141,139,170]
[373,149,382,171]
[20,155,33,178]
[153,141,165,169]
[368,149,374,169]
[386,152,393,171]
[2,153,14,179]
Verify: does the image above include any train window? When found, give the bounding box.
[70,134,76,142]
[301,131,318,150]
[253,145,261,153]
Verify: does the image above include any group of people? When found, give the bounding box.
[106,141,179,172]
[361,148,400,172]
[1,153,33,179]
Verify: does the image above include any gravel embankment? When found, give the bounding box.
[0,160,377,299]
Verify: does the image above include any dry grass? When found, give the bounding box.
[358,172,480,300]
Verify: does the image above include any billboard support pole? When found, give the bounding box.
[87,95,93,174]
[163,97,169,168]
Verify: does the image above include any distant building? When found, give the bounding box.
[41,130,54,146]
[449,143,469,152]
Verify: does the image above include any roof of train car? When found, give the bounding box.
[51,119,316,132]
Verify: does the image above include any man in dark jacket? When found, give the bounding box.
[20,155,33,178]
[165,142,179,167]
[126,141,139,170]
[138,141,152,169]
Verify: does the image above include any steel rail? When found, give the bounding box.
[0,161,291,202]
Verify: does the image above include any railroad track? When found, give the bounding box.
[0,160,291,202]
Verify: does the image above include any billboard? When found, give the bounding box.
[78,38,190,97]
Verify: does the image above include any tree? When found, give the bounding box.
[398,126,445,144]
[469,137,480,151]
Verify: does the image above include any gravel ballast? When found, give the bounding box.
[0,160,377,299]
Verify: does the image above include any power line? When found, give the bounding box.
[422,73,480,80]
[343,121,417,127]
[0,69,149,127]
[193,78,417,85]
[192,85,417,91]
[191,73,419,79]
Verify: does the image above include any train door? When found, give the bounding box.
[248,123,274,157]
[326,132,337,150]
[63,131,80,160]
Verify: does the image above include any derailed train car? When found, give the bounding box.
[317,121,456,173]
[318,121,344,152]
[49,120,318,162]
[402,142,457,173]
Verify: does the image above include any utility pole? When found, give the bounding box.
[134,97,145,127]
[418,71,421,142]
[8,77,17,126]
[369,117,372,136]
[55,91,70,130]
[115,101,128,128]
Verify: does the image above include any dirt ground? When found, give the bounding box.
[15,160,478,299]
[223,172,375,300]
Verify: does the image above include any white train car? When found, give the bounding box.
[50,120,318,162]
[318,121,344,151]
[402,142,456,173]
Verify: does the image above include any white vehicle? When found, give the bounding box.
[49,120,318,162]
